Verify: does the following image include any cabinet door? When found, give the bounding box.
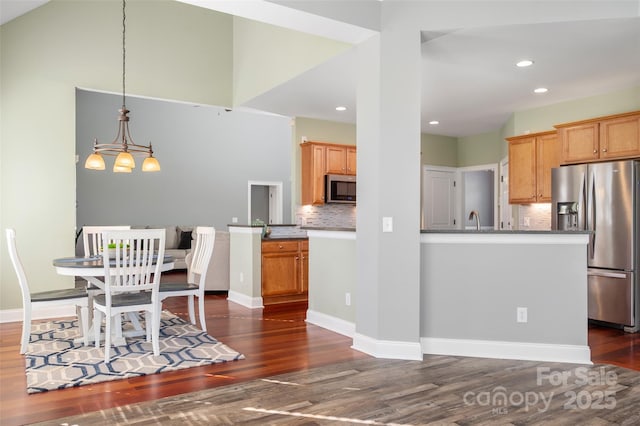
[509,137,537,204]
[559,122,599,164]
[301,144,325,205]
[300,242,309,293]
[325,146,347,174]
[262,251,301,297]
[536,133,559,202]
[599,114,640,160]
[346,147,357,175]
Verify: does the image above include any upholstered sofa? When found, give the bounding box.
[150,225,194,270]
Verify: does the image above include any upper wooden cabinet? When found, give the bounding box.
[325,145,357,175]
[300,141,356,205]
[555,111,640,164]
[301,143,326,205]
[507,131,559,204]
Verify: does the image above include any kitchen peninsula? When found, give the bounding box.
[298,228,591,364]
[227,224,309,308]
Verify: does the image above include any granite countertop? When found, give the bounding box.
[421,229,591,234]
[301,226,356,232]
[228,223,299,228]
[262,235,308,241]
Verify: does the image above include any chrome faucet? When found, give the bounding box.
[468,210,480,230]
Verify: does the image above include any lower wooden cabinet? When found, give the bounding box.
[261,239,308,305]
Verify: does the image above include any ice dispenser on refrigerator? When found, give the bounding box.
[556,202,578,231]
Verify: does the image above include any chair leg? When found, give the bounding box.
[20,312,31,354]
[104,312,112,363]
[145,310,152,343]
[198,295,207,333]
[150,310,160,357]
[187,295,196,325]
[79,305,89,347]
[93,309,102,348]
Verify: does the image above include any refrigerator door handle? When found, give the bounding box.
[587,270,628,279]
[580,174,586,228]
[591,173,596,255]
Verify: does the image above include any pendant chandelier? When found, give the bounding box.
[84,0,160,173]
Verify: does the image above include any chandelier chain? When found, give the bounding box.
[122,0,126,108]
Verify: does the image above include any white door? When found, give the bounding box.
[248,181,283,224]
[499,157,513,230]
[422,169,457,229]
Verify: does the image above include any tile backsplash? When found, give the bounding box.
[296,204,356,228]
[518,203,552,230]
[294,203,550,231]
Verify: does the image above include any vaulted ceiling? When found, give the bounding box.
[4,0,638,138]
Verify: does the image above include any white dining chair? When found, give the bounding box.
[5,228,89,354]
[159,226,215,332]
[92,228,165,363]
[82,225,131,257]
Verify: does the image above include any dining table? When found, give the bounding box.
[52,254,175,346]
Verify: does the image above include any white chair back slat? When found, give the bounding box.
[188,227,216,283]
[5,229,31,310]
[102,229,165,297]
[82,225,131,257]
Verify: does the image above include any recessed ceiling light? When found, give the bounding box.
[516,59,534,67]
[534,87,548,94]
[429,120,439,125]
[335,106,347,111]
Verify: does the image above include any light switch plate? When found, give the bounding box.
[382,217,393,232]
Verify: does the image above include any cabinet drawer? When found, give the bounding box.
[262,240,299,253]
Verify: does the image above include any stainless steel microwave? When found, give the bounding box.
[325,174,356,204]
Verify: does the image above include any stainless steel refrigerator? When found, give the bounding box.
[552,160,639,332]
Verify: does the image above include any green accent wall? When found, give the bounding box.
[1,0,233,310]
[457,130,504,167]
[233,17,352,106]
[421,133,458,167]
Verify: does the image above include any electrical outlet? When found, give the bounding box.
[517,307,528,323]
[239,272,244,283]
[345,293,351,306]
[232,217,238,223]
[523,217,531,227]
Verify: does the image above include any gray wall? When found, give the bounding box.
[76,90,292,229]
[421,241,588,345]
[308,235,356,323]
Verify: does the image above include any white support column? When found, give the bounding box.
[354,23,422,360]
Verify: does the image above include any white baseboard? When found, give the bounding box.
[421,337,592,365]
[306,309,355,338]
[227,290,263,309]
[352,332,423,360]
[0,306,76,323]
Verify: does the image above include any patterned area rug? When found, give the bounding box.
[25,311,244,393]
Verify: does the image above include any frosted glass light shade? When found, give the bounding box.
[142,156,161,172]
[115,151,135,168]
[113,164,132,173]
[85,153,106,170]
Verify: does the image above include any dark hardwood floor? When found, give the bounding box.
[0,270,637,425]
